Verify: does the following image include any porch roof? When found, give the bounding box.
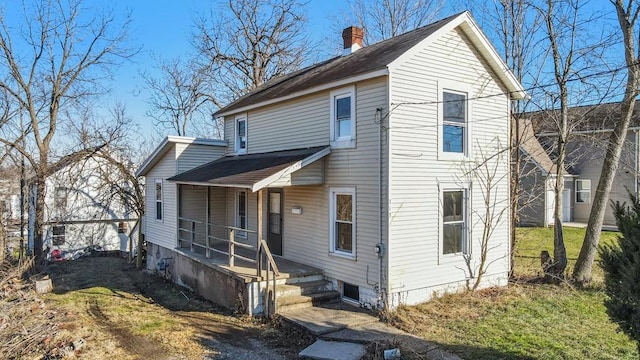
[167,146,330,192]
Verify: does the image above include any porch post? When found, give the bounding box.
[205,186,210,258]
[229,229,235,267]
[257,189,263,243]
[257,189,263,269]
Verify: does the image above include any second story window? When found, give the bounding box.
[235,116,247,153]
[442,91,466,154]
[330,86,356,148]
[54,187,67,211]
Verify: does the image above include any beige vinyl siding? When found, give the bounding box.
[209,187,228,240]
[144,149,178,250]
[388,28,511,305]
[283,77,388,292]
[179,185,207,246]
[223,93,329,154]
[225,188,259,246]
[291,161,324,186]
[224,117,234,155]
[175,143,225,173]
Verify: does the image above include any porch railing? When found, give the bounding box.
[178,217,281,317]
[258,239,280,317]
[178,217,257,266]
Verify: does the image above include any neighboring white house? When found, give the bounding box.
[27,152,138,257]
[139,11,526,314]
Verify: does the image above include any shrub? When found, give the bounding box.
[599,194,640,354]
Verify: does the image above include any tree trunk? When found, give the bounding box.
[33,173,47,262]
[510,115,520,279]
[549,168,568,279]
[0,207,5,261]
[136,216,144,269]
[574,100,634,284]
[573,0,640,285]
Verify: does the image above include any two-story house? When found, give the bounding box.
[28,151,138,259]
[138,11,526,315]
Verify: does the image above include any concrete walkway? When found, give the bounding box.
[280,302,462,360]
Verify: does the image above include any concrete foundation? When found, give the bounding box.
[146,243,249,312]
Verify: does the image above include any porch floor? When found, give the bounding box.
[175,245,323,283]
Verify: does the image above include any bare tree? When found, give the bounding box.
[340,0,443,45]
[476,0,544,278]
[531,0,615,280]
[57,103,145,266]
[459,138,510,291]
[142,57,221,138]
[0,0,134,260]
[193,0,310,108]
[574,0,640,285]
[91,111,145,268]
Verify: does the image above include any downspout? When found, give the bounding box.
[377,106,384,310]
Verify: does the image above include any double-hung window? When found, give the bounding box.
[438,82,471,160]
[235,115,247,154]
[442,189,467,255]
[330,86,356,148]
[576,179,591,203]
[443,91,466,154]
[236,190,247,238]
[330,188,355,258]
[155,179,163,221]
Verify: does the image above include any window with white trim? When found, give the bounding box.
[442,189,468,255]
[235,116,247,153]
[155,179,163,221]
[329,87,356,148]
[236,190,247,238]
[576,179,591,203]
[330,188,355,257]
[442,91,467,154]
[438,80,472,161]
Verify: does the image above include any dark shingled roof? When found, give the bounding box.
[214,12,464,116]
[168,146,329,186]
[528,102,640,134]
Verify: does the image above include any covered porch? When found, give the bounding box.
[166,146,332,315]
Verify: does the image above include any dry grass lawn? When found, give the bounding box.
[40,256,311,359]
[387,226,638,360]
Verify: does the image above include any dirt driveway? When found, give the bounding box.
[44,256,312,359]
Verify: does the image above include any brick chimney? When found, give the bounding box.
[342,26,364,55]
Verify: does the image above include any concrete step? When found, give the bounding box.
[299,339,366,360]
[275,273,324,285]
[277,291,340,313]
[276,280,333,297]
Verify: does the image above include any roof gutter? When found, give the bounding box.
[538,126,640,137]
[135,136,226,177]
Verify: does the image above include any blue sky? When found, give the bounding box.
[106,0,352,139]
[2,0,619,143]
